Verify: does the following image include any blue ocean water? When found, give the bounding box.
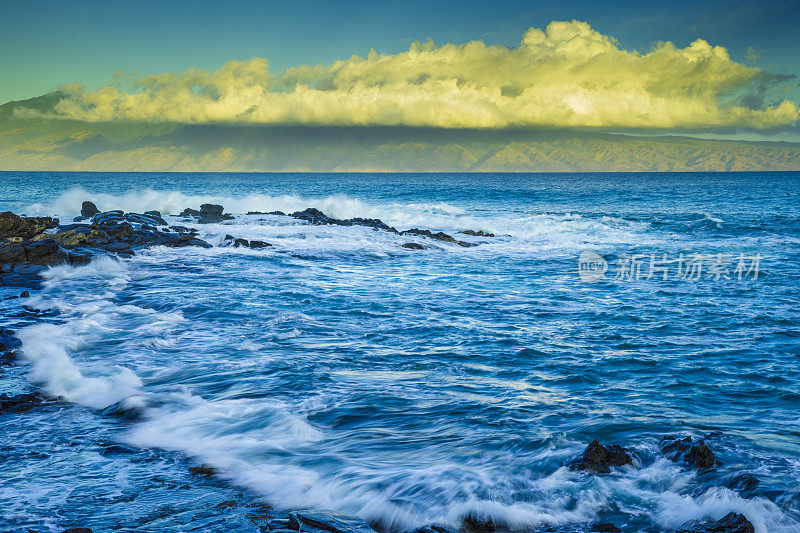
[1,171,799,532]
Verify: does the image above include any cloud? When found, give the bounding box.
[49,20,799,130]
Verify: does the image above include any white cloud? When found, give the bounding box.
[49,20,798,130]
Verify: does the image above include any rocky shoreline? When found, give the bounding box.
[0,203,757,533]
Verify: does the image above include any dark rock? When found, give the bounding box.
[0,243,26,264]
[0,392,49,414]
[81,201,100,218]
[661,436,716,470]
[458,230,495,237]
[189,465,216,477]
[346,217,398,233]
[676,512,754,533]
[200,204,224,216]
[402,242,425,250]
[248,210,286,216]
[288,510,377,533]
[249,240,271,248]
[179,208,201,217]
[233,238,249,248]
[456,240,477,247]
[462,515,494,533]
[0,328,21,352]
[726,474,760,496]
[170,225,196,234]
[73,216,89,222]
[19,290,29,298]
[570,440,633,474]
[0,211,57,239]
[103,221,133,238]
[124,212,168,226]
[62,528,94,533]
[145,210,162,217]
[24,239,64,265]
[212,500,239,513]
[686,442,716,469]
[592,523,621,532]
[92,210,125,226]
[291,208,352,226]
[400,228,456,243]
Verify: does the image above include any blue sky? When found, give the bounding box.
[2,0,798,104]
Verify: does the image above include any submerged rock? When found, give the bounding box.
[249,240,271,248]
[570,440,633,473]
[189,465,217,477]
[288,510,377,533]
[592,523,622,532]
[81,201,100,218]
[676,512,754,533]
[402,242,425,250]
[462,515,495,533]
[62,528,94,533]
[661,436,717,469]
[0,392,49,414]
[458,230,495,237]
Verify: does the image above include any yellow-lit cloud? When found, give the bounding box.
[49,20,799,130]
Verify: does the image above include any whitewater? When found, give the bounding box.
[1,171,799,532]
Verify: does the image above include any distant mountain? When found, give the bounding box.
[1,92,799,172]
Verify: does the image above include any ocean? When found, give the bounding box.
[1,171,799,532]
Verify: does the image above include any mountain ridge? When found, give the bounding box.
[1,92,799,172]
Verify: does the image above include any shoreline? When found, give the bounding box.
[0,204,764,533]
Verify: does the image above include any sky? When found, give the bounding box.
[2,0,799,138]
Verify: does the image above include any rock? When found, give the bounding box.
[24,239,63,265]
[200,204,224,216]
[212,500,239,513]
[248,210,286,216]
[0,328,21,352]
[402,242,425,250]
[0,243,26,264]
[347,217,398,233]
[249,240,271,248]
[92,210,125,227]
[686,442,716,469]
[81,201,100,218]
[676,512,754,533]
[726,474,760,496]
[179,208,201,217]
[456,240,477,247]
[462,515,494,533]
[570,440,633,474]
[73,216,89,222]
[19,290,29,298]
[291,208,352,226]
[233,238,249,248]
[189,465,216,476]
[401,228,456,243]
[124,212,168,226]
[458,230,495,237]
[0,211,57,239]
[62,528,94,533]
[287,510,377,533]
[592,523,621,532]
[170,225,197,234]
[0,392,49,414]
[661,436,716,470]
[145,210,162,217]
